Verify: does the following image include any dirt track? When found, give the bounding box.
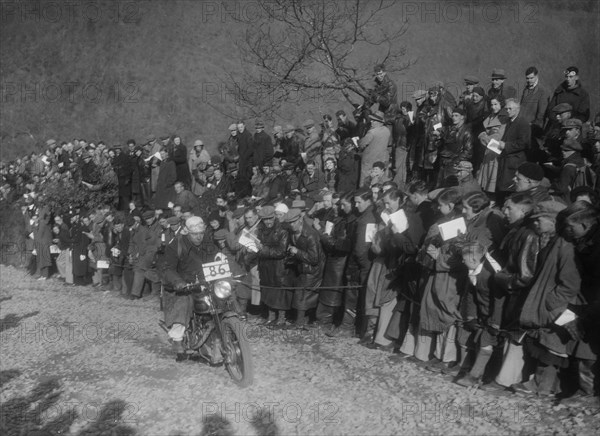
[1,265,598,435]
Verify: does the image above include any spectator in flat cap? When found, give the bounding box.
[552,118,588,202]
[548,66,590,123]
[496,99,531,205]
[154,148,177,210]
[236,120,254,186]
[465,87,488,169]
[335,110,357,144]
[281,123,303,167]
[459,75,480,107]
[434,106,473,186]
[520,66,549,132]
[284,203,324,329]
[516,197,582,398]
[370,63,398,115]
[219,124,240,172]
[174,180,201,216]
[272,125,284,158]
[358,110,390,186]
[303,119,322,170]
[127,207,160,300]
[252,120,274,170]
[455,160,482,195]
[488,68,517,102]
[543,103,574,163]
[300,160,326,196]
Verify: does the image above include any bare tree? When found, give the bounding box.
[227,0,414,117]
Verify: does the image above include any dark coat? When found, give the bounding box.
[520,84,548,128]
[252,131,274,168]
[352,205,377,283]
[237,129,254,179]
[337,148,360,193]
[154,159,177,209]
[111,153,132,196]
[556,150,585,201]
[300,169,326,194]
[496,115,531,192]
[319,213,351,307]
[172,144,192,188]
[520,235,592,359]
[257,221,290,310]
[130,155,148,195]
[494,218,539,333]
[287,222,325,310]
[158,233,219,327]
[547,81,590,123]
[71,221,91,278]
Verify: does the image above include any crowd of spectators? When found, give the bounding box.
[1,63,599,409]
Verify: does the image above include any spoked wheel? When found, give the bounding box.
[221,317,254,387]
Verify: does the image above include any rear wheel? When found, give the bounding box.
[221,317,254,387]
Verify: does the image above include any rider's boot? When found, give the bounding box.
[173,340,186,362]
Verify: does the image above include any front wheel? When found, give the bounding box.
[221,317,254,387]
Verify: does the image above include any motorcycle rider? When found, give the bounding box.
[158,216,219,361]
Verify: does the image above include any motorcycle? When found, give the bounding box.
[159,278,254,388]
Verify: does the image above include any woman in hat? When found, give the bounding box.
[477,95,507,200]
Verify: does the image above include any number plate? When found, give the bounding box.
[202,260,232,282]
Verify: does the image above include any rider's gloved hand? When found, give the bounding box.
[174,281,188,291]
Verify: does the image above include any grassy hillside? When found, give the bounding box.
[1,0,598,160]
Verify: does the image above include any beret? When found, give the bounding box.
[517,162,544,181]
[284,208,303,223]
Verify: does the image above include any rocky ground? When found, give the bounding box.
[1,265,599,436]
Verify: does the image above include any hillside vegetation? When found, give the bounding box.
[1,0,598,160]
